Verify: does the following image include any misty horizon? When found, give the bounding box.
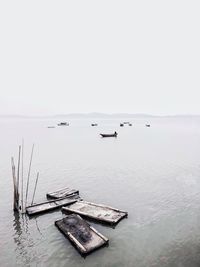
[0,112,200,118]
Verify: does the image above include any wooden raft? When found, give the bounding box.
[62,200,128,225]
[46,187,79,199]
[55,214,108,255]
[26,196,80,216]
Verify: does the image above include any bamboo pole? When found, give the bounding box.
[11,157,16,210]
[11,157,19,211]
[21,139,24,213]
[25,144,34,208]
[31,172,39,205]
[17,146,21,197]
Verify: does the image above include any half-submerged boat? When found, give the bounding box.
[57,122,69,126]
[55,214,109,255]
[100,132,117,138]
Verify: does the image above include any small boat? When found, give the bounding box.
[123,122,129,124]
[55,214,109,255]
[120,123,124,127]
[47,126,55,128]
[91,123,98,126]
[57,122,69,126]
[128,123,132,126]
[100,132,118,138]
[146,124,150,127]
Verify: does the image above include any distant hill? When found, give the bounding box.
[0,113,200,119]
[54,113,156,118]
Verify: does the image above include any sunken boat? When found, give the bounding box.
[55,214,109,255]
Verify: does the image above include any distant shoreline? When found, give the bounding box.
[0,113,199,119]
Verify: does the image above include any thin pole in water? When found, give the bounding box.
[31,172,39,206]
[17,145,21,198]
[11,157,19,211]
[25,144,34,209]
[21,139,24,213]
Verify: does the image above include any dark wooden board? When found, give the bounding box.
[62,200,128,225]
[55,214,108,255]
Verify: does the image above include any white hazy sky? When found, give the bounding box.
[0,1,199,116]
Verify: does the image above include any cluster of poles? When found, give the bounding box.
[11,141,39,213]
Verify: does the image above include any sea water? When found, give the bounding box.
[0,117,200,267]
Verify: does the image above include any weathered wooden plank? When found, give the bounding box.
[46,187,79,199]
[26,195,80,216]
[62,200,128,225]
[55,214,109,255]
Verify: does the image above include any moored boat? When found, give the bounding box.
[100,132,118,138]
[58,122,69,126]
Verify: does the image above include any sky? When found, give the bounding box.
[0,1,199,116]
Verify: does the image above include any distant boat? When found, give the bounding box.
[91,123,98,126]
[120,123,124,127]
[57,122,69,126]
[129,123,132,126]
[100,132,118,138]
[123,122,129,124]
[47,126,55,128]
[146,124,150,127]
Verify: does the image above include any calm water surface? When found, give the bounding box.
[0,118,200,267]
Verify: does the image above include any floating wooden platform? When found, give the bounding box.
[55,214,108,255]
[62,200,128,225]
[26,196,80,216]
[46,187,79,199]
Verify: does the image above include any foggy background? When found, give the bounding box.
[0,1,199,116]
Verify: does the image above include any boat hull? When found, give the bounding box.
[100,133,117,138]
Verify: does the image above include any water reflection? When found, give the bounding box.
[13,212,42,266]
[1,118,200,267]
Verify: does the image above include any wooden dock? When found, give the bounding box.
[62,200,128,225]
[46,187,79,199]
[55,214,109,255]
[26,196,80,216]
